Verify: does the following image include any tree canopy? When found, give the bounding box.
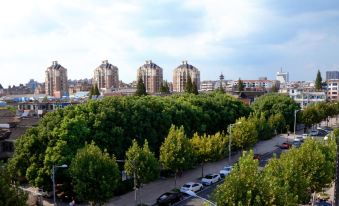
[0,164,28,206]
[124,139,159,186]
[70,142,120,205]
[315,70,323,91]
[135,76,147,96]
[8,93,250,192]
[250,93,300,128]
[159,125,194,187]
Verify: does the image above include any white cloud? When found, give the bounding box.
[0,0,338,86]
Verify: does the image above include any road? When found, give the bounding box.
[174,147,284,206]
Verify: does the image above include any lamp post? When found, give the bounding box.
[117,159,137,206]
[184,190,217,206]
[228,122,241,165]
[51,164,67,206]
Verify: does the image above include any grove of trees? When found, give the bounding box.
[213,136,336,205]
[5,91,314,204]
[7,92,250,200]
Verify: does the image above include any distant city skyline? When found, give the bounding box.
[1,0,339,86]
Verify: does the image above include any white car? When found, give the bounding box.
[220,166,233,178]
[309,130,319,136]
[180,182,203,193]
[201,174,221,186]
[302,134,309,139]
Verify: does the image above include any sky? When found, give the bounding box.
[1,0,339,87]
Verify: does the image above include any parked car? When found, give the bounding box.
[253,154,261,160]
[292,139,302,148]
[318,126,333,132]
[201,174,221,186]
[279,142,292,149]
[156,192,183,206]
[220,166,233,178]
[180,182,203,193]
[295,136,304,142]
[302,133,310,140]
[309,130,319,136]
[317,129,328,136]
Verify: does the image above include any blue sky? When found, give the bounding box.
[1,0,339,86]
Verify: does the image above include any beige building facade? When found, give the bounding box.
[172,61,200,92]
[137,60,163,94]
[45,61,68,98]
[93,60,119,91]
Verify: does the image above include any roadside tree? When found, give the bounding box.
[159,125,194,188]
[0,164,28,206]
[70,142,120,206]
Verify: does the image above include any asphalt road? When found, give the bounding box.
[174,147,284,206]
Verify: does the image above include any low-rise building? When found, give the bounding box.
[231,79,279,92]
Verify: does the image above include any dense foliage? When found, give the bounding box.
[301,102,339,129]
[70,142,120,205]
[159,125,194,188]
[135,76,147,96]
[8,93,249,190]
[190,132,228,177]
[0,164,28,206]
[250,93,300,129]
[213,137,336,205]
[124,139,159,186]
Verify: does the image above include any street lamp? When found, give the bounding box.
[183,190,217,206]
[294,109,302,138]
[228,122,241,165]
[117,159,137,206]
[51,164,67,206]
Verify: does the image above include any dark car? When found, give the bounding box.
[253,154,261,160]
[156,192,183,206]
[279,142,292,149]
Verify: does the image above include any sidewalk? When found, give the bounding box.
[107,133,293,206]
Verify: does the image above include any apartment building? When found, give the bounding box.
[137,60,163,94]
[326,80,339,101]
[93,60,119,92]
[172,61,200,93]
[45,61,69,98]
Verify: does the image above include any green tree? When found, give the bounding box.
[124,139,159,187]
[89,85,94,99]
[184,74,194,93]
[192,81,199,95]
[237,78,245,91]
[94,84,100,96]
[231,118,258,150]
[159,125,194,188]
[268,113,286,134]
[250,93,300,128]
[70,142,120,206]
[160,80,170,94]
[0,164,28,206]
[191,132,228,177]
[271,84,278,93]
[213,151,263,206]
[315,69,323,91]
[135,76,147,96]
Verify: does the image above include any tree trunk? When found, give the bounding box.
[201,163,204,178]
